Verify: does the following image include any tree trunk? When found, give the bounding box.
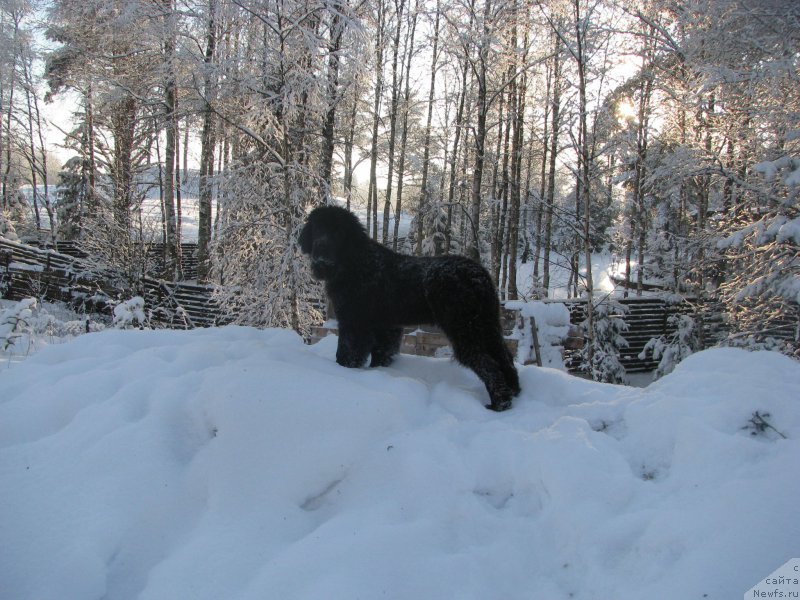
[572,0,594,365]
[368,0,385,240]
[162,0,179,279]
[28,71,55,238]
[507,68,526,300]
[1,17,18,210]
[175,116,183,277]
[319,2,344,190]
[111,96,137,236]
[632,37,654,297]
[22,59,42,232]
[197,0,217,283]
[542,30,561,297]
[444,59,469,256]
[415,2,440,256]
[466,0,492,262]
[491,85,508,284]
[532,58,551,292]
[392,0,418,252]
[506,9,528,301]
[343,85,358,211]
[382,0,406,246]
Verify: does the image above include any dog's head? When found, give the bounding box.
[298,205,366,281]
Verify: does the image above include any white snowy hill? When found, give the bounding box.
[1,326,799,599]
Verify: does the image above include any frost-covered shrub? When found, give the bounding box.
[1,298,37,352]
[724,333,797,358]
[411,200,450,256]
[32,305,106,338]
[113,297,147,329]
[640,314,699,380]
[742,411,787,440]
[1,210,20,241]
[582,301,629,384]
[212,158,323,335]
[1,298,106,359]
[0,187,28,240]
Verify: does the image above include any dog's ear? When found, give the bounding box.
[309,233,338,280]
[300,217,339,279]
[298,222,313,254]
[299,219,336,261]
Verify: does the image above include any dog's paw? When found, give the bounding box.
[336,354,367,368]
[486,399,513,412]
[369,355,394,368]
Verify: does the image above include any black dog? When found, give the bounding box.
[299,205,520,411]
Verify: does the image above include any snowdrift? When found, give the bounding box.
[1,327,799,599]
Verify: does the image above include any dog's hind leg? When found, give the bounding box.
[461,352,515,411]
[449,337,515,411]
[498,342,521,396]
[369,327,404,367]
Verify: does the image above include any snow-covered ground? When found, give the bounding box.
[1,324,799,599]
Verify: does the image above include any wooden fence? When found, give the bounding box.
[1,237,117,312]
[3,236,743,375]
[29,240,201,281]
[146,242,200,281]
[1,238,220,328]
[560,296,724,373]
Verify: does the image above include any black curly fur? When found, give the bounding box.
[299,205,520,411]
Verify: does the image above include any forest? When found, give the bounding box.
[0,0,798,357]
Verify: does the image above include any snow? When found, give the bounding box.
[1,326,799,599]
[1,300,103,367]
[113,297,147,329]
[776,216,800,245]
[505,300,571,367]
[754,156,800,187]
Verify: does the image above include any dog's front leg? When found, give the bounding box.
[369,327,403,367]
[335,325,372,368]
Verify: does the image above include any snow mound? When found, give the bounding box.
[1,327,799,599]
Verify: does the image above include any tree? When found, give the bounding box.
[366,0,387,239]
[630,0,800,353]
[209,0,359,334]
[391,0,420,251]
[47,0,163,274]
[196,0,219,282]
[159,0,181,279]
[54,156,89,240]
[381,0,406,245]
[540,27,563,297]
[640,313,699,379]
[581,299,628,383]
[464,0,494,261]
[2,0,55,238]
[414,0,441,256]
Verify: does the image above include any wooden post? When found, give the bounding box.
[529,316,542,367]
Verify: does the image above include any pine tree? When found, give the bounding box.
[581,300,628,384]
[640,313,699,379]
